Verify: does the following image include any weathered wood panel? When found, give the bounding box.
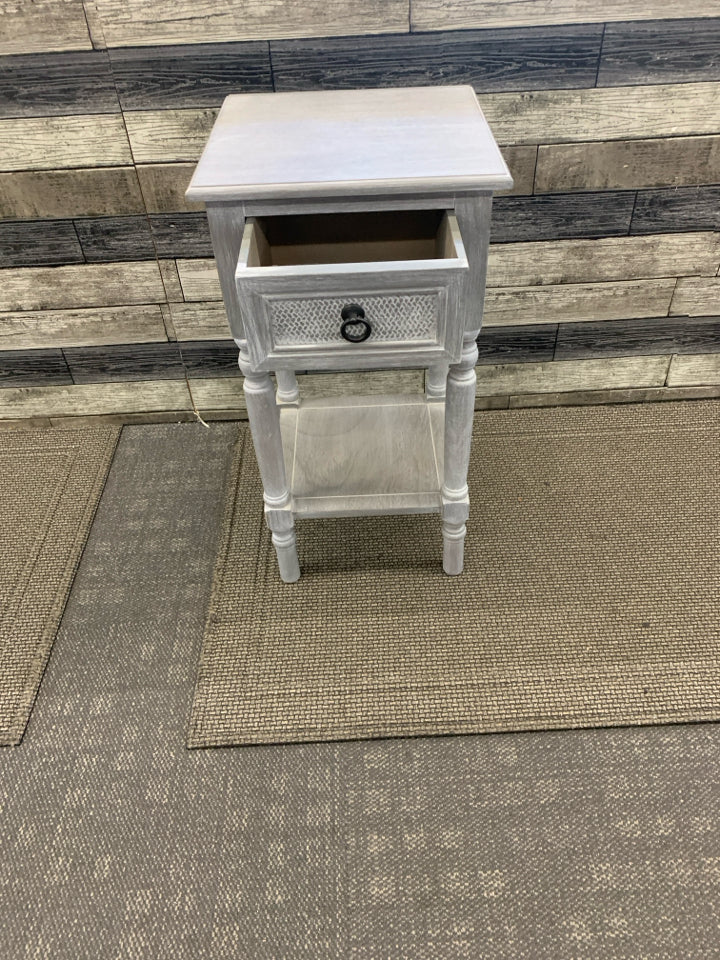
[598,18,720,87]
[487,233,720,287]
[0,262,165,311]
[136,163,201,212]
[168,302,230,341]
[631,186,720,235]
[0,167,145,219]
[63,343,184,382]
[0,220,84,267]
[271,25,603,93]
[0,349,72,386]
[94,0,409,48]
[480,82,720,145]
[476,324,557,364]
[0,305,168,350]
[109,42,272,110]
[123,109,217,164]
[555,317,720,360]
[0,51,119,118]
[158,260,184,303]
[491,192,635,242]
[474,355,671,396]
[0,115,132,171]
[483,279,677,327]
[535,135,720,193]
[670,278,720,317]
[178,340,239,378]
[411,1,716,31]
[74,216,156,262]
[507,384,720,408]
[149,213,213,258]
[176,259,221,301]
[497,145,536,196]
[0,380,192,419]
[0,0,92,56]
[666,353,720,386]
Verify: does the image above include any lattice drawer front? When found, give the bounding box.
[269,293,439,346]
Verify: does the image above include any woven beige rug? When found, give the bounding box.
[188,400,720,748]
[0,426,119,745]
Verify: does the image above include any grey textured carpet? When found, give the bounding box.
[0,426,119,745]
[2,420,720,959]
[190,400,720,747]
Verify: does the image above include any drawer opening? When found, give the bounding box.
[246,210,458,267]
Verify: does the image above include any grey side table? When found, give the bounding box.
[187,86,512,582]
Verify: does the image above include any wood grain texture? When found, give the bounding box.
[666,353,720,386]
[631,186,720,235]
[474,355,670,396]
[483,279,676,327]
[168,302,230,341]
[535,135,720,193]
[0,305,168,350]
[506,384,720,407]
[480,82,720,146]
[74,216,156,262]
[0,115,131,171]
[149,213,213,258]
[491,192,635,242]
[497,145,536,196]
[124,109,217,164]
[178,340,239,378]
[476,324,557,364]
[487,233,720,286]
[0,0,92,55]
[176,259,221,302]
[0,220,84,267]
[0,167,145,219]
[136,163,201,212]
[555,317,720,360]
[63,342,184,382]
[670,278,720,317]
[0,51,119,118]
[93,0,409,48]
[158,260,184,303]
[411,1,716,31]
[271,25,602,93]
[0,380,192,419]
[109,42,272,110]
[0,262,165,311]
[598,18,720,87]
[0,349,72,386]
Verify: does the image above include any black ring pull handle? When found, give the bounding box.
[340,303,372,344]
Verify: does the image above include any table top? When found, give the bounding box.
[186,86,513,203]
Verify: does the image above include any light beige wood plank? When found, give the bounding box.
[0,381,192,420]
[670,278,720,317]
[508,384,720,408]
[0,0,92,55]
[666,355,720,387]
[475,356,671,397]
[169,302,230,341]
[0,167,145,219]
[535,135,720,193]
[0,263,166,312]
[176,259,221,301]
[481,83,720,146]
[484,279,676,326]
[136,163,203,212]
[95,0,409,48]
[0,305,168,351]
[158,260,184,302]
[412,0,715,31]
[125,109,218,165]
[497,145,536,196]
[487,234,720,288]
[0,116,132,172]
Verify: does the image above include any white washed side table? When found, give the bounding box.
[186,86,512,582]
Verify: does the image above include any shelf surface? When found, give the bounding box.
[280,394,445,518]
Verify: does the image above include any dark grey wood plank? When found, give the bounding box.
[491,192,636,242]
[630,186,720,235]
[149,213,213,258]
[0,348,72,386]
[73,217,156,262]
[63,343,184,383]
[555,316,720,360]
[0,50,119,118]
[178,340,241,378]
[272,25,603,93]
[476,324,557,364]
[599,18,720,87]
[0,219,84,266]
[108,42,272,110]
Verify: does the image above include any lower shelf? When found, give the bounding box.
[279,394,445,518]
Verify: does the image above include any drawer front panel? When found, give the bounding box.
[269,292,439,347]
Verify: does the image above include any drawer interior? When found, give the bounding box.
[246,210,458,267]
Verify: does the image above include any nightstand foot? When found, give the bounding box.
[272,530,301,583]
[442,520,466,575]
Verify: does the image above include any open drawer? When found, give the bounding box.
[234,209,468,371]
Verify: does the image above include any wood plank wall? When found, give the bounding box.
[1,2,720,423]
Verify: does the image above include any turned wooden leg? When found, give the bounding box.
[441,331,478,575]
[275,369,299,405]
[239,347,300,583]
[426,360,449,400]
